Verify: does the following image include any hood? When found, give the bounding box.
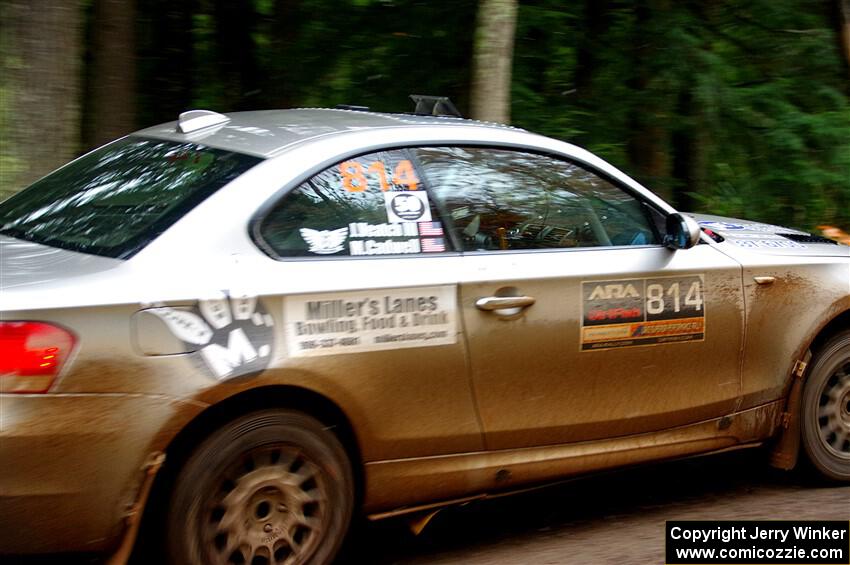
[689,214,850,258]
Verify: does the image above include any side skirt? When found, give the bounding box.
[363,400,783,517]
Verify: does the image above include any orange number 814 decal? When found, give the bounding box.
[340,159,419,192]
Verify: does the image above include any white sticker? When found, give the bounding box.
[384,191,432,223]
[699,220,803,235]
[729,239,806,249]
[300,227,349,254]
[349,239,421,256]
[284,285,457,357]
[698,221,746,231]
[149,295,275,379]
[149,308,214,345]
[349,222,418,238]
[199,297,233,329]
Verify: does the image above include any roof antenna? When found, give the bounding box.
[409,95,462,118]
[335,104,370,112]
[176,110,229,133]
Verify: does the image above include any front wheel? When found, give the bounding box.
[167,409,354,565]
[801,330,850,481]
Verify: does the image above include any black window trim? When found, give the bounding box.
[409,145,665,255]
[249,142,670,262]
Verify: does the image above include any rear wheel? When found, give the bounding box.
[167,409,354,565]
[801,330,850,481]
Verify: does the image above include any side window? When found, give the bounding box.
[258,150,450,257]
[413,147,660,252]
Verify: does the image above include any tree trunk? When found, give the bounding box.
[574,0,609,102]
[268,0,300,108]
[626,0,672,202]
[470,0,518,123]
[215,0,259,111]
[671,88,706,212]
[86,0,136,149]
[839,0,850,74]
[136,0,194,126]
[0,1,83,198]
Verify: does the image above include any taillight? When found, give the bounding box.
[0,321,76,393]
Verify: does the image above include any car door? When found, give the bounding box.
[251,148,483,461]
[414,147,745,451]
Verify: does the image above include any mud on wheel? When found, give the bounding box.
[801,330,850,481]
[167,410,354,565]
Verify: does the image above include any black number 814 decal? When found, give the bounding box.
[645,277,704,320]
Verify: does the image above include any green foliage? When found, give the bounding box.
[507,0,850,231]
[7,0,850,231]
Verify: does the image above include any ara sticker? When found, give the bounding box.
[150,294,275,379]
[385,191,432,223]
[581,275,705,351]
[283,285,457,357]
[300,227,349,254]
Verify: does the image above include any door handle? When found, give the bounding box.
[475,296,536,311]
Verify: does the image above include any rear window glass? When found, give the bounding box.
[0,137,261,258]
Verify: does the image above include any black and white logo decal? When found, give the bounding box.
[300,227,348,254]
[151,295,275,380]
[384,191,432,223]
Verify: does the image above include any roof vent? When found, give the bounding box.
[410,95,462,118]
[176,110,230,134]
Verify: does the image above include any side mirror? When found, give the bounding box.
[664,213,701,250]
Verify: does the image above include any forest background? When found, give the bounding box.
[2,0,849,234]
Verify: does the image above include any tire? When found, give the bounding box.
[801,330,850,481]
[166,409,354,565]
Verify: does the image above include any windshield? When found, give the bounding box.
[0,137,261,258]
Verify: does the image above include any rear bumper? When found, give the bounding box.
[0,393,201,554]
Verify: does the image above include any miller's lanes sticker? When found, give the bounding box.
[581,275,705,351]
[284,286,457,357]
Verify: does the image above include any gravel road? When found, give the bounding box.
[7,449,848,564]
[344,449,850,564]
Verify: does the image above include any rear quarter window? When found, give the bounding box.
[0,137,261,258]
[257,149,451,258]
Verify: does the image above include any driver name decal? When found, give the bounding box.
[581,275,705,351]
[284,285,457,356]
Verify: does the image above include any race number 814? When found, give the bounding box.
[645,276,704,321]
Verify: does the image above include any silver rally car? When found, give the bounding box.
[1,106,848,564]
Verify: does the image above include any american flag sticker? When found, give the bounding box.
[418,221,444,237]
[421,237,446,253]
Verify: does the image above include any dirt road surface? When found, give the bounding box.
[6,449,849,564]
[346,449,849,564]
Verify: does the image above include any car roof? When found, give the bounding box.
[132,108,523,159]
